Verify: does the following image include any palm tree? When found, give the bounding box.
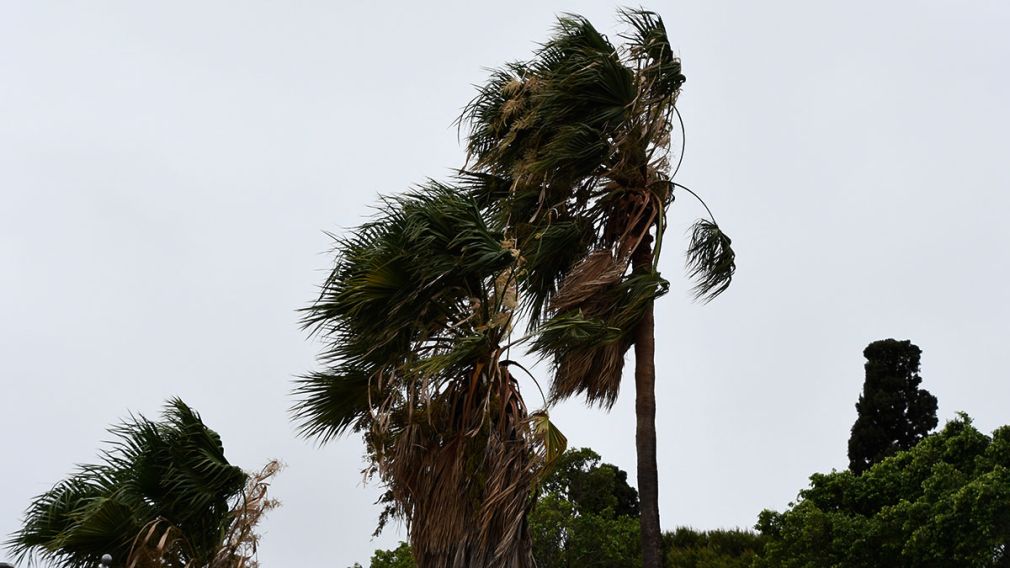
[294,184,565,568]
[7,399,279,568]
[458,10,736,567]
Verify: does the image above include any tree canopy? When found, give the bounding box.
[529,448,642,567]
[848,339,938,473]
[759,414,1010,567]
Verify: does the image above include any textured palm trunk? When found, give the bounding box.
[632,237,662,568]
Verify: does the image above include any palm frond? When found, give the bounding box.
[291,367,373,443]
[519,216,597,325]
[618,8,686,101]
[530,271,668,407]
[686,219,736,302]
[530,411,569,476]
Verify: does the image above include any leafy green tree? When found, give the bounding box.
[6,399,278,568]
[757,414,1010,567]
[530,448,642,567]
[540,448,639,518]
[848,339,938,473]
[459,11,736,567]
[294,185,564,567]
[368,542,414,568]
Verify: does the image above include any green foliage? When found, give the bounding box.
[848,339,938,473]
[685,220,736,303]
[7,399,249,568]
[368,542,415,568]
[528,448,644,565]
[294,182,515,442]
[663,527,764,568]
[757,415,1010,567]
[538,447,639,518]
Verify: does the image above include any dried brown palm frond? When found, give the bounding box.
[210,460,283,568]
[549,249,628,314]
[125,519,189,568]
[372,360,555,568]
[532,271,669,408]
[551,336,629,408]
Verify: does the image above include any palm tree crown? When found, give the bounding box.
[295,184,564,568]
[460,9,734,406]
[8,399,276,568]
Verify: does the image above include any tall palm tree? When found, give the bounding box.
[459,10,736,567]
[6,399,278,568]
[294,184,565,568]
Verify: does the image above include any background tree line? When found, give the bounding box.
[355,339,1010,567]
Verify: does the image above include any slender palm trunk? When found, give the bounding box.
[632,237,662,568]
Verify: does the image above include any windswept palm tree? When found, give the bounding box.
[459,10,736,567]
[294,184,565,568]
[7,399,279,568]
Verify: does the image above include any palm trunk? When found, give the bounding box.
[632,237,662,568]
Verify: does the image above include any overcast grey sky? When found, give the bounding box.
[2,1,1009,566]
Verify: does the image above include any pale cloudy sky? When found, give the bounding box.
[2,1,1009,566]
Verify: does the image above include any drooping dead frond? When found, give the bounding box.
[550,250,628,314]
[125,518,189,568]
[551,334,629,409]
[531,271,668,408]
[373,363,553,568]
[686,220,736,303]
[122,461,282,568]
[211,460,283,568]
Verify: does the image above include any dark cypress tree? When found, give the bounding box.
[847,339,938,473]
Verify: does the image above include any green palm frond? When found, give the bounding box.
[295,183,518,441]
[686,219,736,303]
[300,182,512,361]
[619,9,686,101]
[463,14,634,194]
[291,367,374,443]
[519,217,597,325]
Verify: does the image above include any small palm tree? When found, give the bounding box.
[459,10,735,567]
[7,399,279,568]
[295,184,564,568]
